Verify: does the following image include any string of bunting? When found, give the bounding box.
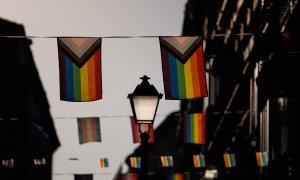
[0,111,248,120]
[0,32,260,39]
[0,33,276,178]
[1,152,268,169]
[55,36,208,101]
[2,33,298,102]
[2,158,47,168]
[0,31,295,39]
[0,111,246,146]
[51,172,205,176]
[56,112,241,145]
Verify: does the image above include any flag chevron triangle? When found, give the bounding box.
[159,36,202,64]
[58,37,101,67]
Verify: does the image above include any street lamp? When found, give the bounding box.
[128,75,163,180]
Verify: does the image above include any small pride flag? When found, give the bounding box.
[193,153,206,168]
[183,113,205,144]
[160,156,174,167]
[256,152,268,167]
[99,158,109,168]
[130,117,154,144]
[33,158,46,165]
[223,153,236,168]
[77,117,101,144]
[2,159,14,168]
[166,173,185,180]
[74,174,93,180]
[120,173,139,180]
[130,157,141,169]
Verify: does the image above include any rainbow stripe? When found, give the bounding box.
[2,159,14,168]
[77,117,101,144]
[130,157,141,169]
[167,173,185,180]
[99,158,109,168]
[58,37,102,102]
[159,36,207,100]
[33,158,46,165]
[130,117,154,144]
[256,152,268,167]
[160,156,174,167]
[120,173,139,180]
[223,153,236,168]
[193,154,206,168]
[184,113,205,144]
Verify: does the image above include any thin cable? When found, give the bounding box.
[0,111,248,121]
[0,33,256,39]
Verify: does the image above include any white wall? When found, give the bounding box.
[0,0,186,179]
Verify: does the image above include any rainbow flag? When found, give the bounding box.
[99,158,109,168]
[33,158,46,165]
[256,152,268,167]
[74,174,93,180]
[119,173,139,180]
[183,113,205,144]
[130,157,141,169]
[2,159,14,168]
[223,153,236,168]
[193,153,206,168]
[159,36,207,100]
[130,117,154,143]
[57,37,102,102]
[77,117,101,144]
[160,156,174,167]
[166,173,185,180]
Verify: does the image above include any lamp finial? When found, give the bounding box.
[140,75,150,82]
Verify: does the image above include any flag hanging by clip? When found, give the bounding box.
[99,158,109,168]
[160,156,174,167]
[119,173,139,180]
[183,113,205,144]
[74,174,93,180]
[165,173,185,180]
[159,36,207,100]
[256,152,268,167]
[223,153,236,168]
[77,117,101,144]
[130,116,154,143]
[130,156,141,169]
[193,153,206,168]
[33,158,46,165]
[57,37,102,102]
[2,159,14,168]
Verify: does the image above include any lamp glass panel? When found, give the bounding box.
[133,96,159,123]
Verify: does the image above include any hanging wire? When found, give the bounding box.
[0,111,248,121]
[0,32,256,39]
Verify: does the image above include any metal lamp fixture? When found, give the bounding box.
[128,75,163,126]
[128,75,163,180]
